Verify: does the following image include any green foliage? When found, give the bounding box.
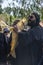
[4,7,11,14]
[0,0,43,25]
[0,5,3,14]
[40,7,43,20]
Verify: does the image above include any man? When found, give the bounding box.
[0,26,8,64]
[3,28,10,55]
[15,12,43,65]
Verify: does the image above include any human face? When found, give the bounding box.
[28,14,36,27]
[29,14,36,22]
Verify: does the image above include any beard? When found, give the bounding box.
[28,20,37,28]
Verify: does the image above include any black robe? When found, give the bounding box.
[15,25,43,65]
[0,32,11,62]
[0,33,7,61]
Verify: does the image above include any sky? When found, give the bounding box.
[1,0,33,8]
[2,0,20,8]
[1,0,43,9]
[2,0,12,8]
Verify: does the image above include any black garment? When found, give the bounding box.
[0,33,7,62]
[5,35,11,55]
[8,55,16,65]
[38,56,43,65]
[15,25,43,65]
[4,32,13,56]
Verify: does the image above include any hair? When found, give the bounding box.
[12,20,20,26]
[32,12,40,25]
[0,26,2,31]
[3,28,10,33]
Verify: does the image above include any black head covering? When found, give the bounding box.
[28,12,40,27]
[32,12,40,25]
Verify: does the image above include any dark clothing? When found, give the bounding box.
[5,36,11,55]
[4,33,12,56]
[15,25,43,65]
[38,56,43,65]
[0,33,7,62]
[0,32,11,63]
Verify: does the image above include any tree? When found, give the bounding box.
[4,7,11,14]
[1,0,43,25]
[0,0,3,3]
[0,5,3,14]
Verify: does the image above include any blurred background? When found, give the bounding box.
[0,0,43,26]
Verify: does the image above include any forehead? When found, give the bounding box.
[29,13,35,18]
